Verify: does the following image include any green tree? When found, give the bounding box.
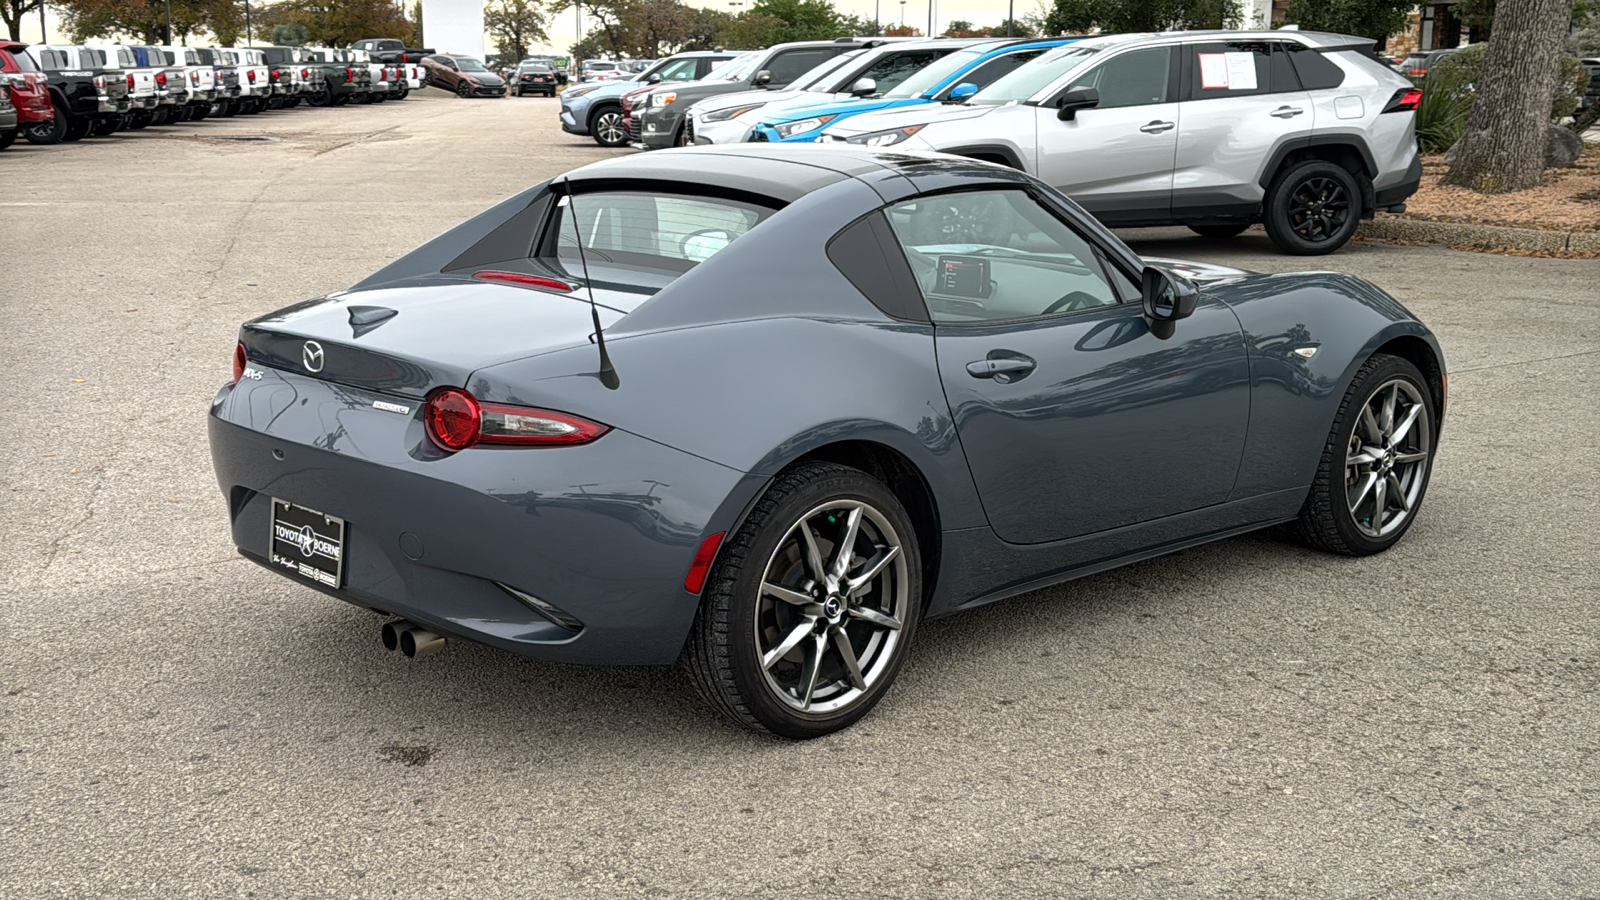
[485,0,549,61]
[56,0,236,43]
[988,17,1039,37]
[271,21,310,45]
[1442,0,1577,192]
[1043,0,1241,34]
[749,0,849,42]
[1282,0,1412,44]
[2,0,43,41]
[942,19,986,36]
[256,0,414,47]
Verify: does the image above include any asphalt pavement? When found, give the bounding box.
[1,92,1596,898]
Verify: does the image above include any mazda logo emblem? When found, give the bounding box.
[302,341,324,373]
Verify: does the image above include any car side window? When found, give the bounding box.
[657,58,699,81]
[1286,45,1346,90]
[765,49,836,87]
[881,190,1130,324]
[1065,47,1172,109]
[1183,41,1293,100]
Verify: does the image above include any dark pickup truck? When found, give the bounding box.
[22,44,130,143]
[193,47,243,116]
[303,47,369,106]
[354,39,436,66]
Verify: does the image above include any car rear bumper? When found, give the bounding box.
[1374,154,1423,208]
[208,371,750,665]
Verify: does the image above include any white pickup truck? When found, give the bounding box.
[159,45,219,120]
[222,47,271,114]
[94,44,162,128]
[351,48,391,103]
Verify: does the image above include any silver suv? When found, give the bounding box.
[820,31,1422,255]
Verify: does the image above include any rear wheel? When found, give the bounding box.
[683,462,922,738]
[0,129,14,150]
[1188,223,1250,239]
[90,117,120,136]
[148,106,168,125]
[129,110,152,129]
[308,84,331,107]
[24,107,68,144]
[190,103,210,120]
[590,106,626,147]
[63,116,91,141]
[1294,353,1437,556]
[1264,160,1363,255]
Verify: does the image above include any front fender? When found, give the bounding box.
[1212,271,1443,499]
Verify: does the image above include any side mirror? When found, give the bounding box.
[946,82,978,102]
[648,73,661,83]
[1141,266,1198,339]
[1055,85,1099,121]
[849,77,876,97]
[754,69,771,87]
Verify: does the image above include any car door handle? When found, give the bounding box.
[1270,106,1305,118]
[1138,120,1175,134]
[966,353,1037,383]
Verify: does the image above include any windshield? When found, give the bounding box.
[886,47,984,98]
[710,52,761,82]
[973,45,1098,104]
[789,50,865,91]
[457,57,488,72]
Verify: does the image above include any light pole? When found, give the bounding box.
[245,1,253,46]
[164,0,172,44]
[874,0,880,35]
[899,0,905,26]
[39,4,46,42]
[1007,0,1014,37]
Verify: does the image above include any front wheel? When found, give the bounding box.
[1264,160,1363,255]
[590,107,627,147]
[1294,353,1437,556]
[683,462,922,738]
[455,80,472,98]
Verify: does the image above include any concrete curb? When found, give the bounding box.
[1358,215,1600,254]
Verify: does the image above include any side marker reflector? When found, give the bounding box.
[684,531,726,595]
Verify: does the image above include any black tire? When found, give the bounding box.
[1294,353,1437,557]
[396,89,408,100]
[589,105,627,147]
[1264,159,1364,255]
[0,129,14,150]
[25,107,68,144]
[455,80,472,98]
[148,106,168,125]
[308,84,331,107]
[1188,223,1250,239]
[332,95,348,107]
[63,116,91,141]
[683,462,923,739]
[190,103,209,121]
[128,110,152,129]
[220,100,238,117]
[90,117,120,136]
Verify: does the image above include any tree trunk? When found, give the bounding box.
[1440,0,1576,193]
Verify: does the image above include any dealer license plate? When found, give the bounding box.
[270,499,346,588]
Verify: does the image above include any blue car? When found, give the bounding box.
[560,51,743,147]
[750,38,1078,143]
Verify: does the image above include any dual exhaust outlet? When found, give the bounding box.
[381,619,446,658]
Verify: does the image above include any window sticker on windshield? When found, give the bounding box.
[1198,52,1257,90]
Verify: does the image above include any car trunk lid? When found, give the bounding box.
[239,277,639,400]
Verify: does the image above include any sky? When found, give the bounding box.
[9,0,1058,53]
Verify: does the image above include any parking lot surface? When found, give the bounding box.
[2,93,1597,898]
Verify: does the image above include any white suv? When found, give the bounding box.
[821,31,1422,255]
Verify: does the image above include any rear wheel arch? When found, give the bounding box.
[791,440,942,612]
[1261,137,1378,215]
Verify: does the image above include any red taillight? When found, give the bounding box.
[231,342,247,384]
[156,71,167,85]
[93,75,105,89]
[190,71,199,83]
[300,68,309,79]
[126,73,135,89]
[272,68,280,79]
[345,68,354,83]
[247,69,256,82]
[1384,87,1424,113]
[424,387,608,452]
[1406,68,1425,76]
[684,532,725,594]
[425,388,481,451]
[472,271,574,292]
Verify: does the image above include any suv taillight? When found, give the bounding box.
[423,388,609,452]
[232,342,247,384]
[156,71,166,85]
[126,73,135,89]
[1383,87,1423,113]
[345,67,354,82]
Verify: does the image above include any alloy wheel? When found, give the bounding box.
[1287,176,1350,243]
[754,500,908,714]
[1345,378,1432,539]
[595,111,625,145]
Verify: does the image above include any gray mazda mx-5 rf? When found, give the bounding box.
[209,145,1445,738]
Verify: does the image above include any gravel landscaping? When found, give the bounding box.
[1397,149,1600,232]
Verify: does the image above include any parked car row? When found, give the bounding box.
[563,31,1425,256]
[0,41,428,148]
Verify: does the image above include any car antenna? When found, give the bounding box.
[562,177,620,390]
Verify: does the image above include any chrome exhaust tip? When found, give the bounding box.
[399,628,446,658]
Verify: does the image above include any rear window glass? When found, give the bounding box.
[8,49,40,72]
[547,191,775,293]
